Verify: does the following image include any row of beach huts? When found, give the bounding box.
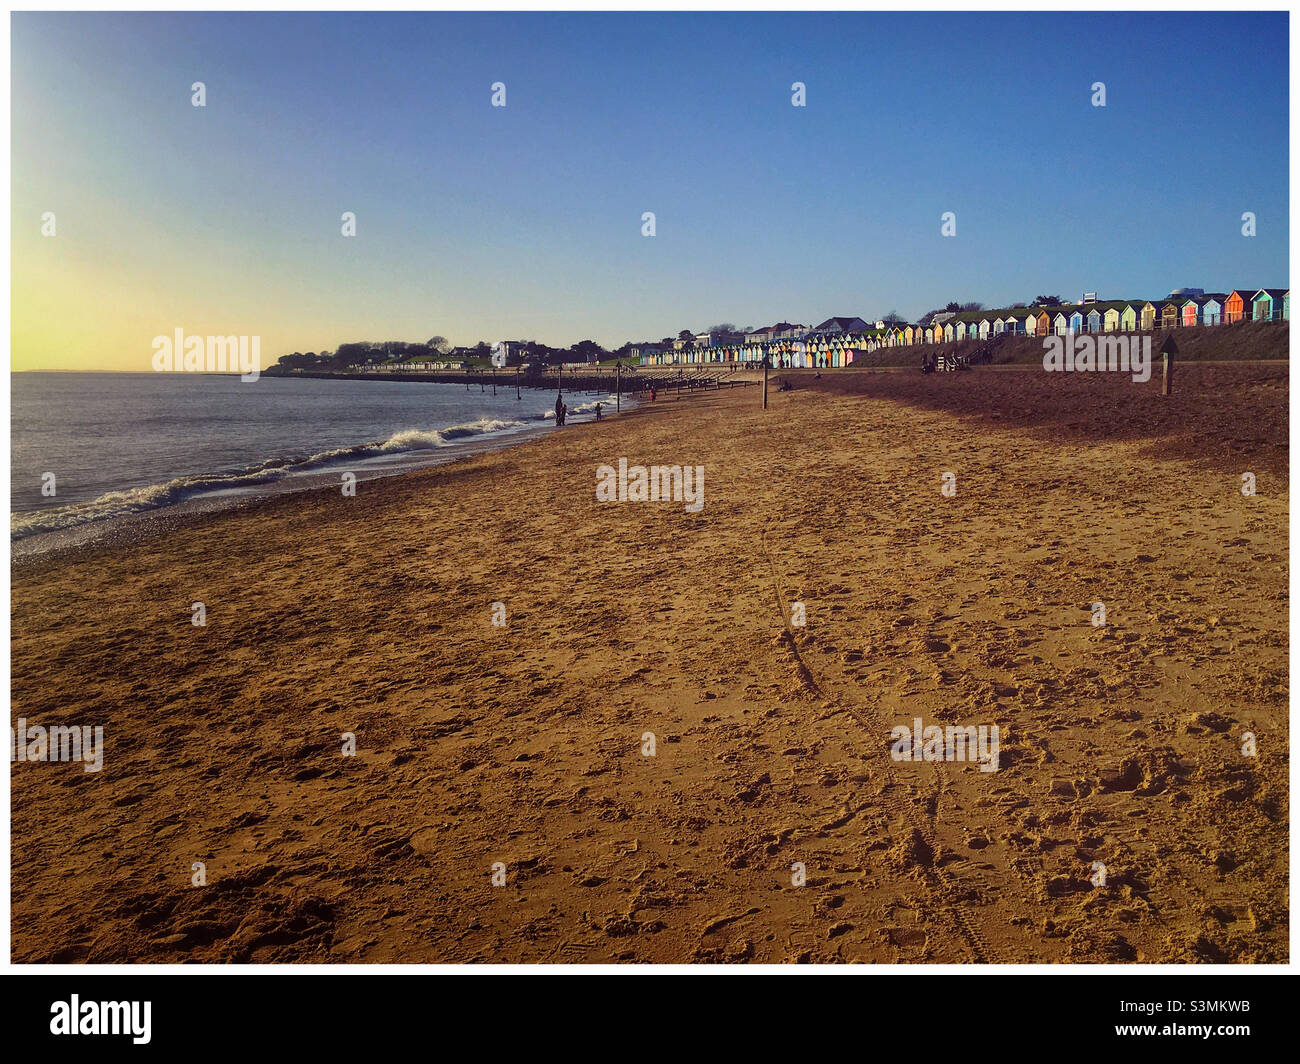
[636,288,1289,369]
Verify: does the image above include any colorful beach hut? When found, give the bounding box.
[1252,289,1288,321]
[1225,291,1252,323]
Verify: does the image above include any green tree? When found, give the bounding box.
[333,342,369,367]
[571,339,607,363]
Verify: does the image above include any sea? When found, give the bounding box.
[11,372,623,557]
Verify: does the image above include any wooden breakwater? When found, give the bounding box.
[264,366,757,397]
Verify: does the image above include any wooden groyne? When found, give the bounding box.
[265,365,757,397]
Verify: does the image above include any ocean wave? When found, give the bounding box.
[538,395,619,418]
[10,413,545,539]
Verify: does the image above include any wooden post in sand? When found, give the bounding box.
[762,355,769,409]
[616,363,621,413]
[1160,334,1178,396]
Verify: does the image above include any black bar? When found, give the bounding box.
[3,972,1289,1050]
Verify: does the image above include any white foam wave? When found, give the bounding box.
[11,414,541,539]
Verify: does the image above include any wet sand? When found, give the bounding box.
[10,363,1288,963]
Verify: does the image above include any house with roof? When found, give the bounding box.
[1005,309,1034,334]
[1224,291,1254,323]
[1252,289,1288,321]
[1183,296,1228,328]
[747,322,806,343]
[954,312,981,340]
[1158,299,1181,329]
[1098,301,1125,332]
[813,316,871,334]
[1198,295,1225,325]
[632,342,670,364]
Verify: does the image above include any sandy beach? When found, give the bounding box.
[10,363,1288,963]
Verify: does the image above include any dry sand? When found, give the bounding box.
[10,363,1288,963]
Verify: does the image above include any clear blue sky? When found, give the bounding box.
[11,11,1290,366]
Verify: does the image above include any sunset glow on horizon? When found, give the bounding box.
[11,10,1289,372]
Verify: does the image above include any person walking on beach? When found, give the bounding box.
[555,393,565,427]
[594,402,603,421]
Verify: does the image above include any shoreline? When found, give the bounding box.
[10,387,638,567]
[10,369,1288,963]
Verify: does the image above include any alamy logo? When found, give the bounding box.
[1042,331,1150,383]
[11,718,103,773]
[596,458,704,513]
[152,328,260,381]
[50,996,151,1044]
[890,718,1000,772]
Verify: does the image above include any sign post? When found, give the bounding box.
[1160,334,1178,396]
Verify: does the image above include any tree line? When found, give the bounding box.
[273,335,649,372]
